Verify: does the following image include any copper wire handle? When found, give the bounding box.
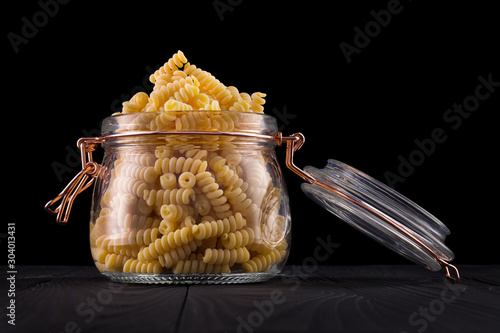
[44,138,102,225]
[45,131,460,282]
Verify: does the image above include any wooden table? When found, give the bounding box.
[2,265,499,333]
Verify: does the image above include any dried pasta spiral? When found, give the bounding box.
[242,249,286,273]
[173,259,231,274]
[196,171,230,215]
[175,111,212,130]
[155,157,208,175]
[220,227,255,249]
[149,76,200,109]
[164,99,193,111]
[229,97,251,112]
[191,213,246,240]
[202,247,250,265]
[143,188,196,211]
[91,247,109,264]
[178,172,196,188]
[224,184,260,223]
[138,231,197,262]
[159,173,177,190]
[157,240,200,268]
[105,253,132,271]
[158,219,177,235]
[113,176,149,198]
[123,259,162,274]
[215,164,243,189]
[210,112,240,130]
[160,204,194,223]
[115,227,160,247]
[115,162,157,184]
[149,50,188,84]
[121,150,156,166]
[249,92,266,113]
[119,214,160,230]
[122,92,149,113]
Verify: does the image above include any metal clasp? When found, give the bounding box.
[277,133,316,184]
[45,137,103,225]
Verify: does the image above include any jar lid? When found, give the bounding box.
[300,159,458,279]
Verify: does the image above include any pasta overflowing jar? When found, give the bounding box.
[46,50,460,284]
[46,51,294,284]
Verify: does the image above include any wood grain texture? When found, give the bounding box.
[1,265,499,333]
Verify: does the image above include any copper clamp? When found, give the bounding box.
[44,137,103,225]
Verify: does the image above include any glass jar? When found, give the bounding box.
[87,111,290,284]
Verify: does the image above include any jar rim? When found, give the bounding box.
[101,111,278,137]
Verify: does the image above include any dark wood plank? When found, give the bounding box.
[178,265,500,333]
[0,266,81,291]
[1,266,188,333]
[2,265,499,333]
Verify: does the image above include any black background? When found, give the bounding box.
[5,0,499,269]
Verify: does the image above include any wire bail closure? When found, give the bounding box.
[45,131,460,282]
[44,138,103,225]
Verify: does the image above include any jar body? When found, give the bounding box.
[89,112,291,284]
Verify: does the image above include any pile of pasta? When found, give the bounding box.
[90,51,289,275]
[112,50,267,132]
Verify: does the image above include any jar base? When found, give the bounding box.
[101,270,279,284]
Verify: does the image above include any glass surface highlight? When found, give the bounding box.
[301,159,454,271]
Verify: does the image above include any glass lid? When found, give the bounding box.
[301,159,455,273]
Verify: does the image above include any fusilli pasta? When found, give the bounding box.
[91,51,290,277]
